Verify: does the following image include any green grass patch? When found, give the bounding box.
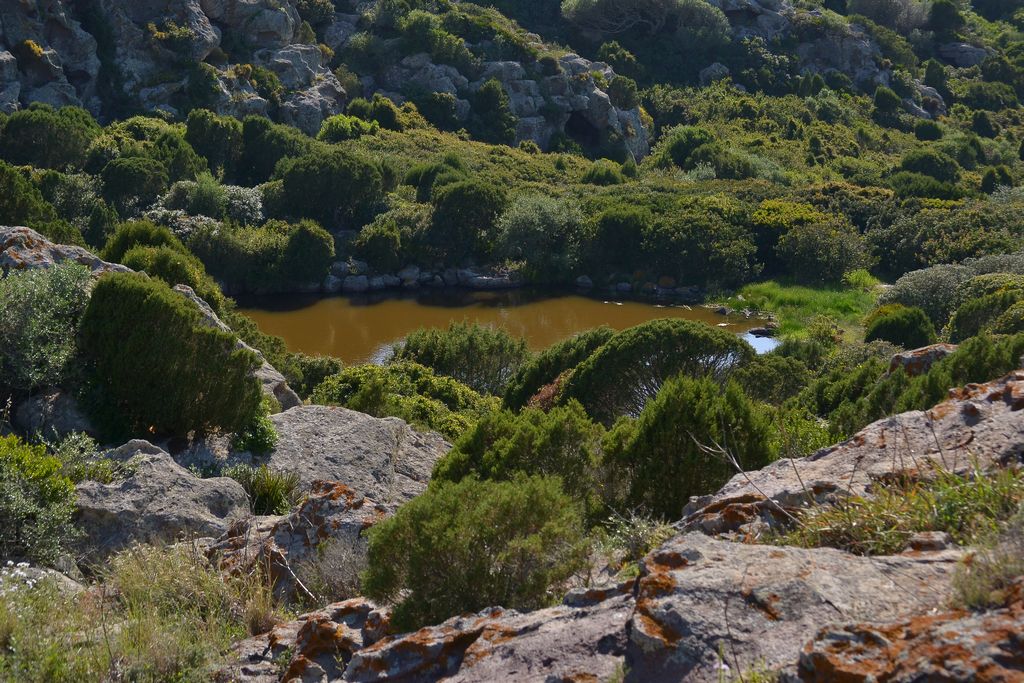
[726,276,879,338]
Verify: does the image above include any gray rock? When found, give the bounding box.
[625,533,961,682]
[938,42,990,67]
[343,275,369,292]
[397,265,420,282]
[576,275,594,289]
[323,273,344,293]
[699,62,731,86]
[13,390,96,441]
[0,226,129,276]
[368,275,386,291]
[75,440,250,562]
[331,260,352,277]
[262,405,450,503]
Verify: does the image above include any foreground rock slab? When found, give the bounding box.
[210,481,388,602]
[75,440,249,562]
[0,226,129,276]
[626,533,960,682]
[795,579,1024,682]
[264,405,450,503]
[683,370,1024,536]
[344,587,633,682]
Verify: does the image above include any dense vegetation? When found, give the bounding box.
[2,0,1024,671]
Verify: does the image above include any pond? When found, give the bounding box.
[237,289,779,365]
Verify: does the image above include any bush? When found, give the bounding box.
[775,219,869,284]
[982,166,1013,194]
[101,156,169,214]
[348,94,406,132]
[494,194,584,283]
[434,401,606,517]
[160,173,227,219]
[732,353,810,405]
[362,474,589,631]
[223,464,299,515]
[238,116,316,185]
[585,206,648,273]
[660,125,715,169]
[878,263,973,326]
[899,148,961,183]
[503,327,614,410]
[469,79,516,145]
[0,160,82,245]
[276,148,386,229]
[0,435,78,565]
[120,245,225,310]
[288,353,344,400]
[913,119,942,141]
[78,273,262,437]
[560,319,755,425]
[405,155,467,203]
[428,179,507,262]
[863,304,936,348]
[608,75,639,109]
[185,109,242,178]
[312,361,493,439]
[605,376,773,519]
[351,220,402,272]
[393,322,529,396]
[317,114,380,143]
[581,159,625,185]
[0,105,100,170]
[101,220,187,262]
[0,262,91,395]
[948,290,1024,342]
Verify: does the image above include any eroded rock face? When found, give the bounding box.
[889,343,958,377]
[75,440,250,562]
[795,579,1024,682]
[344,587,634,683]
[0,226,129,276]
[626,533,961,682]
[13,389,96,441]
[215,598,390,683]
[209,481,388,602]
[682,370,1024,537]
[262,405,450,502]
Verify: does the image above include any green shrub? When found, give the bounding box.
[584,206,648,273]
[223,464,299,515]
[775,219,869,284]
[0,160,81,245]
[608,75,639,109]
[732,353,810,405]
[991,300,1024,335]
[160,173,227,218]
[0,105,100,170]
[504,327,615,410]
[560,319,755,425]
[899,148,961,184]
[230,397,280,455]
[863,304,936,348]
[238,115,317,185]
[185,109,243,178]
[287,353,344,400]
[351,220,402,272]
[581,159,625,185]
[405,156,468,202]
[434,401,606,517]
[0,262,91,394]
[428,179,507,262]
[948,290,1024,342]
[981,166,1013,194]
[312,361,493,440]
[276,148,387,229]
[494,194,584,283]
[348,94,407,132]
[317,114,380,143]
[393,322,529,396]
[469,79,516,145]
[0,435,78,565]
[660,125,716,169]
[148,130,207,183]
[913,119,943,141]
[362,474,589,631]
[101,220,187,262]
[879,263,973,327]
[101,156,169,213]
[78,273,262,437]
[605,376,773,519]
[120,245,225,309]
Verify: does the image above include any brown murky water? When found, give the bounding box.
[238,290,776,365]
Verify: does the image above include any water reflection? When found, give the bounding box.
[237,289,779,365]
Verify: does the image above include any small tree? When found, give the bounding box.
[394,322,530,396]
[185,109,243,179]
[494,194,584,283]
[428,179,507,262]
[0,105,100,170]
[78,273,262,437]
[101,156,169,214]
[863,304,937,349]
[776,219,870,284]
[362,474,589,631]
[605,376,773,519]
[470,79,516,145]
[504,327,614,410]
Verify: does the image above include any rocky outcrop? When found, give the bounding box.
[626,532,961,682]
[210,481,388,602]
[13,389,96,440]
[682,370,1024,537]
[260,405,450,502]
[888,342,958,377]
[795,579,1024,681]
[0,226,128,276]
[75,440,250,562]
[344,587,634,683]
[215,598,391,683]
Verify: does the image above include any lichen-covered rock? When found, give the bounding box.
[682,370,1024,537]
[75,440,250,562]
[209,481,389,602]
[794,579,1024,682]
[262,405,450,501]
[13,390,96,440]
[343,589,634,682]
[888,343,958,377]
[215,598,390,683]
[626,533,961,682]
[0,226,129,276]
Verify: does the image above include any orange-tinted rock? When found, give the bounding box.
[888,343,958,377]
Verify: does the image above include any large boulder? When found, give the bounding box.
[0,226,129,276]
[75,440,250,562]
[625,532,961,682]
[261,405,450,503]
[13,390,96,441]
[209,481,388,602]
[682,370,1024,537]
